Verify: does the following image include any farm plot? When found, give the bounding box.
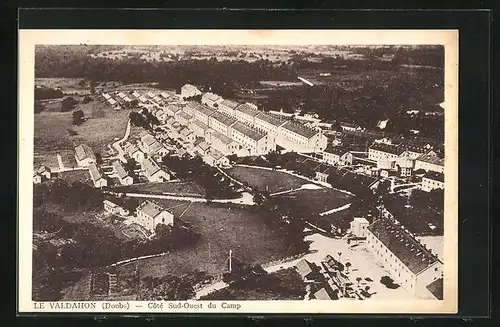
[226,166,315,193]
[117,200,299,279]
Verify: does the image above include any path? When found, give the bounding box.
[121,191,255,205]
[318,203,352,217]
[52,154,88,173]
[108,118,131,163]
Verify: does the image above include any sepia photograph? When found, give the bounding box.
[18,30,458,314]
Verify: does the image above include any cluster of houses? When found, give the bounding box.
[101,91,133,110]
[33,165,52,184]
[103,199,174,233]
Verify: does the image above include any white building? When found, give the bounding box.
[234,103,261,126]
[254,112,287,137]
[340,122,362,132]
[74,144,96,167]
[366,217,443,299]
[230,121,275,156]
[179,127,196,143]
[368,143,404,166]
[349,217,369,238]
[136,200,174,232]
[201,92,223,108]
[188,120,210,138]
[209,130,240,155]
[112,160,133,185]
[218,99,240,116]
[141,157,170,182]
[103,200,129,216]
[278,121,327,152]
[208,111,237,137]
[175,111,193,126]
[124,143,145,163]
[89,163,107,188]
[204,149,230,167]
[192,104,216,125]
[165,104,182,117]
[181,84,202,99]
[415,154,444,174]
[421,171,445,192]
[323,146,353,166]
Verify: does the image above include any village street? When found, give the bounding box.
[108,118,131,163]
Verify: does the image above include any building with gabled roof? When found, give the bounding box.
[141,157,170,182]
[295,259,315,279]
[112,160,133,185]
[208,111,237,136]
[340,122,362,132]
[192,104,216,125]
[179,127,196,143]
[124,143,145,163]
[209,130,240,155]
[234,102,261,126]
[425,277,443,300]
[366,216,443,298]
[369,143,405,161]
[182,101,199,116]
[188,120,210,138]
[181,84,202,99]
[203,149,229,167]
[74,144,96,167]
[103,199,129,216]
[88,163,107,188]
[278,121,327,153]
[202,92,223,108]
[421,171,444,192]
[165,104,182,117]
[175,111,193,126]
[323,146,353,166]
[231,122,275,156]
[136,200,174,232]
[254,112,287,136]
[218,99,240,116]
[36,165,52,179]
[415,153,444,174]
[195,140,211,156]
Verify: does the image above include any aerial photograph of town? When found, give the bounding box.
[32,44,445,303]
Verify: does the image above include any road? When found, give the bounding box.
[108,118,131,163]
[121,191,255,205]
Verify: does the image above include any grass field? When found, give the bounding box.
[226,166,315,193]
[113,181,204,196]
[57,169,91,184]
[34,98,131,157]
[276,188,353,215]
[117,200,298,279]
[35,77,85,90]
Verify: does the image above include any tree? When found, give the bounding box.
[82,95,93,104]
[345,262,351,274]
[72,109,85,125]
[61,97,78,112]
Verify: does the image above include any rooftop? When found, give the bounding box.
[142,157,162,176]
[124,143,141,155]
[369,143,405,156]
[88,163,104,182]
[166,104,182,114]
[75,144,96,161]
[137,200,167,218]
[295,259,314,277]
[235,103,261,118]
[141,133,157,146]
[232,122,267,141]
[282,121,319,139]
[179,127,193,137]
[423,171,444,182]
[194,104,216,117]
[112,160,129,179]
[220,99,240,109]
[196,141,211,151]
[211,130,235,145]
[208,148,225,160]
[189,120,210,131]
[367,217,441,275]
[210,111,237,127]
[324,145,349,156]
[417,153,444,166]
[182,84,200,91]
[177,111,193,122]
[341,122,360,128]
[426,277,443,300]
[202,92,222,102]
[255,112,287,127]
[103,199,118,208]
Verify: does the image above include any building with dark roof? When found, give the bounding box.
[366,217,443,298]
[323,146,353,166]
[422,171,445,192]
[368,143,405,161]
[425,277,443,300]
[136,200,174,232]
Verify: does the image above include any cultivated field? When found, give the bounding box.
[117,200,299,278]
[34,98,131,156]
[276,188,353,215]
[226,166,317,193]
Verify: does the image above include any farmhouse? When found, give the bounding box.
[88,163,107,188]
[234,102,261,126]
[208,111,237,137]
[74,144,96,167]
[181,84,202,99]
[33,174,42,184]
[218,99,240,116]
[421,171,444,192]
[415,153,444,174]
[314,164,333,183]
[366,217,443,299]
[201,92,223,108]
[103,199,130,216]
[136,200,174,232]
[230,122,275,156]
[323,146,353,166]
[124,143,145,163]
[112,160,133,185]
[141,157,170,182]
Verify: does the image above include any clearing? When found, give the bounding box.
[226,166,318,193]
[117,200,299,278]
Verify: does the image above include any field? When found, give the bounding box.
[117,200,299,279]
[34,97,131,156]
[276,188,353,215]
[226,166,316,193]
[57,169,92,184]
[113,181,204,197]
